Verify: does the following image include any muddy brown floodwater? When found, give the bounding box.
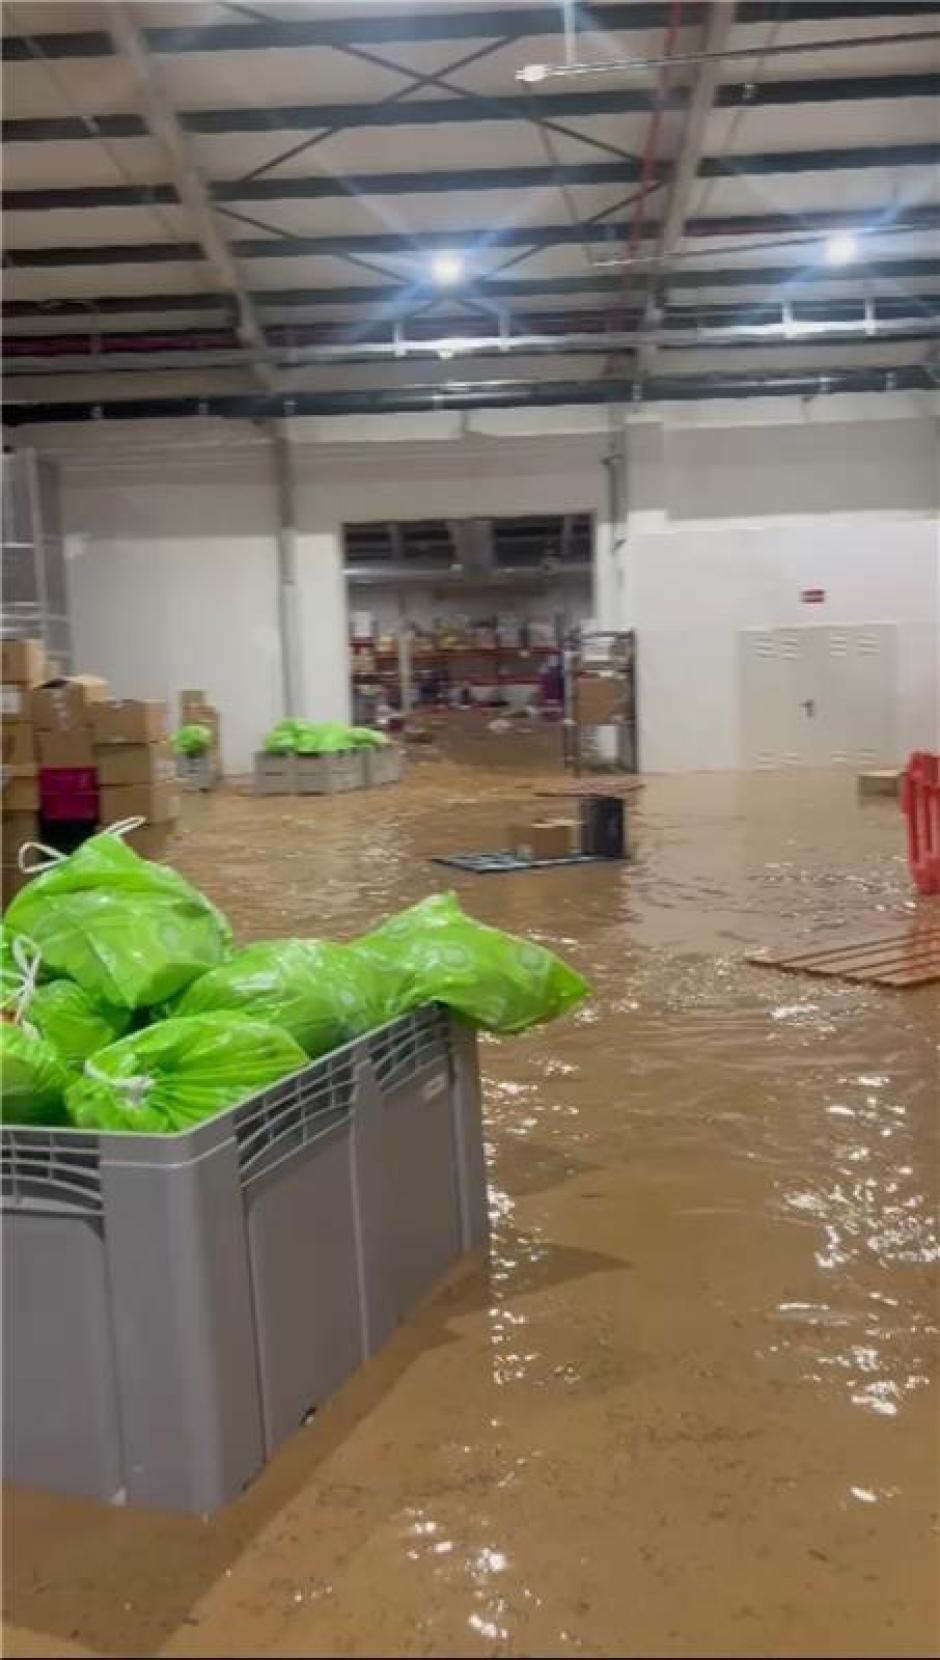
[4,734,939,1660]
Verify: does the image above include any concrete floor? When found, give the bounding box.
[5,735,939,1659]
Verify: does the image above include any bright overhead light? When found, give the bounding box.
[823,231,860,266]
[517,62,550,83]
[430,251,464,286]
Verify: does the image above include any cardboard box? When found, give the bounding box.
[1,772,40,814]
[0,685,33,719]
[576,675,623,726]
[1,721,36,771]
[179,689,208,718]
[123,822,171,861]
[0,638,45,687]
[95,741,175,787]
[91,699,168,746]
[508,818,577,861]
[857,769,902,798]
[32,675,111,732]
[100,781,180,825]
[38,728,96,769]
[2,811,39,857]
[1,863,30,906]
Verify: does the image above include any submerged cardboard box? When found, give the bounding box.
[38,728,96,769]
[576,675,622,726]
[100,780,180,824]
[0,638,45,687]
[95,741,175,787]
[32,676,110,732]
[508,819,578,861]
[1,722,36,771]
[92,700,167,746]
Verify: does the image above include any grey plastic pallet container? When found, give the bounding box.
[362,745,404,788]
[294,751,364,794]
[177,753,213,792]
[2,1007,487,1514]
[254,752,295,794]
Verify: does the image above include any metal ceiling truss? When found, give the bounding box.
[8,206,937,270]
[7,255,939,323]
[102,3,277,393]
[6,314,935,375]
[6,72,938,144]
[3,2,935,59]
[8,141,939,215]
[5,365,933,428]
[8,294,935,356]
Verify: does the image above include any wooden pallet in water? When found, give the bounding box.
[748,917,940,989]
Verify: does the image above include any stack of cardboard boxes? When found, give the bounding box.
[92,701,179,857]
[1,638,45,903]
[0,636,182,895]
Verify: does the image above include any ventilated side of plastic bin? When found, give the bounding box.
[234,1051,365,1455]
[354,1008,463,1351]
[254,752,295,794]
[294,751,365,794]
[1,1008,488,1513]
[177,753,213,792]
[2,1151,125,1503]
[362,746,404,788]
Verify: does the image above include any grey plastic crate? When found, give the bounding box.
[176,753,214,792]
[294,751,365,795]
[254,752,295,794]
[1,1007,486,1514]
[362,745,404,788]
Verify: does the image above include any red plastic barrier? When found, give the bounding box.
[901,752,940,895]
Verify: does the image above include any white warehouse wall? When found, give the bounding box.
[23,390,939,775]
[611,413,939,770]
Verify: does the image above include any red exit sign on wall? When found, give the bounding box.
[801,588,826,604]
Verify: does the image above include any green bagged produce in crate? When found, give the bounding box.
[0,932,131,1066]
[0,1022,70,1126]
[264,718,308,754]
[27,980,131,1068]
[175,937,383,1057]
[66,1013,308,1134]
[5,828,231,1011]
[352,891,589,1034]
[172,722,213,757]
[294,722,355,754]
[347,727,389,748]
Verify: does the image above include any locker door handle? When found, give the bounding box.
[801,699,816,718]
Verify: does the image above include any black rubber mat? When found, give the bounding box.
[432,850,613,874]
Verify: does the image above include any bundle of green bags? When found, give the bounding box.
[264,719,389,755]
[172,722,213,757]
[1,828,589,1135]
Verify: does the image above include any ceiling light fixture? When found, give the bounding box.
[823,232,860,266]
[430,251,465,286]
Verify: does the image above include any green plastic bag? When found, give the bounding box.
[294,722,354,755]
[175,938,384,1057]
[28,980,131,1068]
[352,892,590,1034]
[347,727,389,748]
[173,722,212,757]
[0,930,130,1065]
[65,1013,308,1134]
[264,719,307,754]
[0,1022,70,1126]
[5,830,231,1011]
